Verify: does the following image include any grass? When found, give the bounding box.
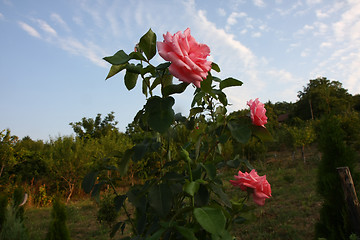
[23,146,324,240]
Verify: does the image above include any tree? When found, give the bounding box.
[295,77,353,120]
[69,112,119,140]
[0,129,18,178]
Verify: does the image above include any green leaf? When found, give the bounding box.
[114,195,127,212]
[216,90,228,106]
[202,163,216,180]
[220,77,243,90]
[110,221,125,238]
[91,181,105,198]
[251,125,273,142]
[139,28,157,60]
[103,50,130,65]
[227,121,251,144]
[148,183,172,218]
[82,171,98,194]
[193,207,226,235]
[200,74,212,93]
[105,64,127,80]
[119,149,133,176]
[156,62,171,70]
[162,82,189,97]
[211,62,220,72]
[175,226,198,240]
[184,181,200,197]
[145,96,175,133]
[124,70,139,90]
[129,51,146,61]
[147,228,166,240]
[209,183,232,208]
[126,63,142,74]
[189,107,203,117]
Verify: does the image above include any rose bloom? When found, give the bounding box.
[230,169,271,206]
[247,98,268,127]
[157,28,212,88]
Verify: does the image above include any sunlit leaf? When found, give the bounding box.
[105,64,127,80]
[139,28,157,60]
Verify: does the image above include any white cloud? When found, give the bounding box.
[218,8,226,17]
[253,0,265,8]
[36,19,57,36]
[226,11,247,28]
[252,32,261,38]
[18,21,41,38]
[51,13,70,32]
[306,0,322,6]
[0,13,4,20]
[320,42,332,48]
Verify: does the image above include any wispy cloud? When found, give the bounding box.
[0,12,4,20]
[18,21,41,38]
[36,19,57,36]
[51,13,71,32]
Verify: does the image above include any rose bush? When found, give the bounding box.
[157,28,212,88]
[247,98,268,127]
[83,28,272,239]
[230,169,271,206]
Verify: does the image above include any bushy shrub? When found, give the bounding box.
[96,192,118,228]
[315,116,358,240]
[45,197,71,240]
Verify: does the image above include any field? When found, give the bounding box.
[24,147,323,240]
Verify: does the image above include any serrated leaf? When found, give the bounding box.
[193,207,226,235]
[82,171,98,194]
[124,70,138,90]
[162,82,189,97]
[105,64,127,80]
[211,62,220,72]
[103,50,130,65]
[139,28,157,60]
[220,77,243,90]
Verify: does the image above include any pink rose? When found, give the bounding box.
[230,169,271,206]
[247,98,268,127]
[157,28,212,88]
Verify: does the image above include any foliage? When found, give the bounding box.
[0,188,29,240]
[45,197,71,240]
[295,77,353,120]
[69,112,119,140]
[0,129,18,178]
[96,192,119,228]
[315,115,359,240]
[83,28,273,239]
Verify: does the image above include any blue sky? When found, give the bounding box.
[1,0,359,141]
